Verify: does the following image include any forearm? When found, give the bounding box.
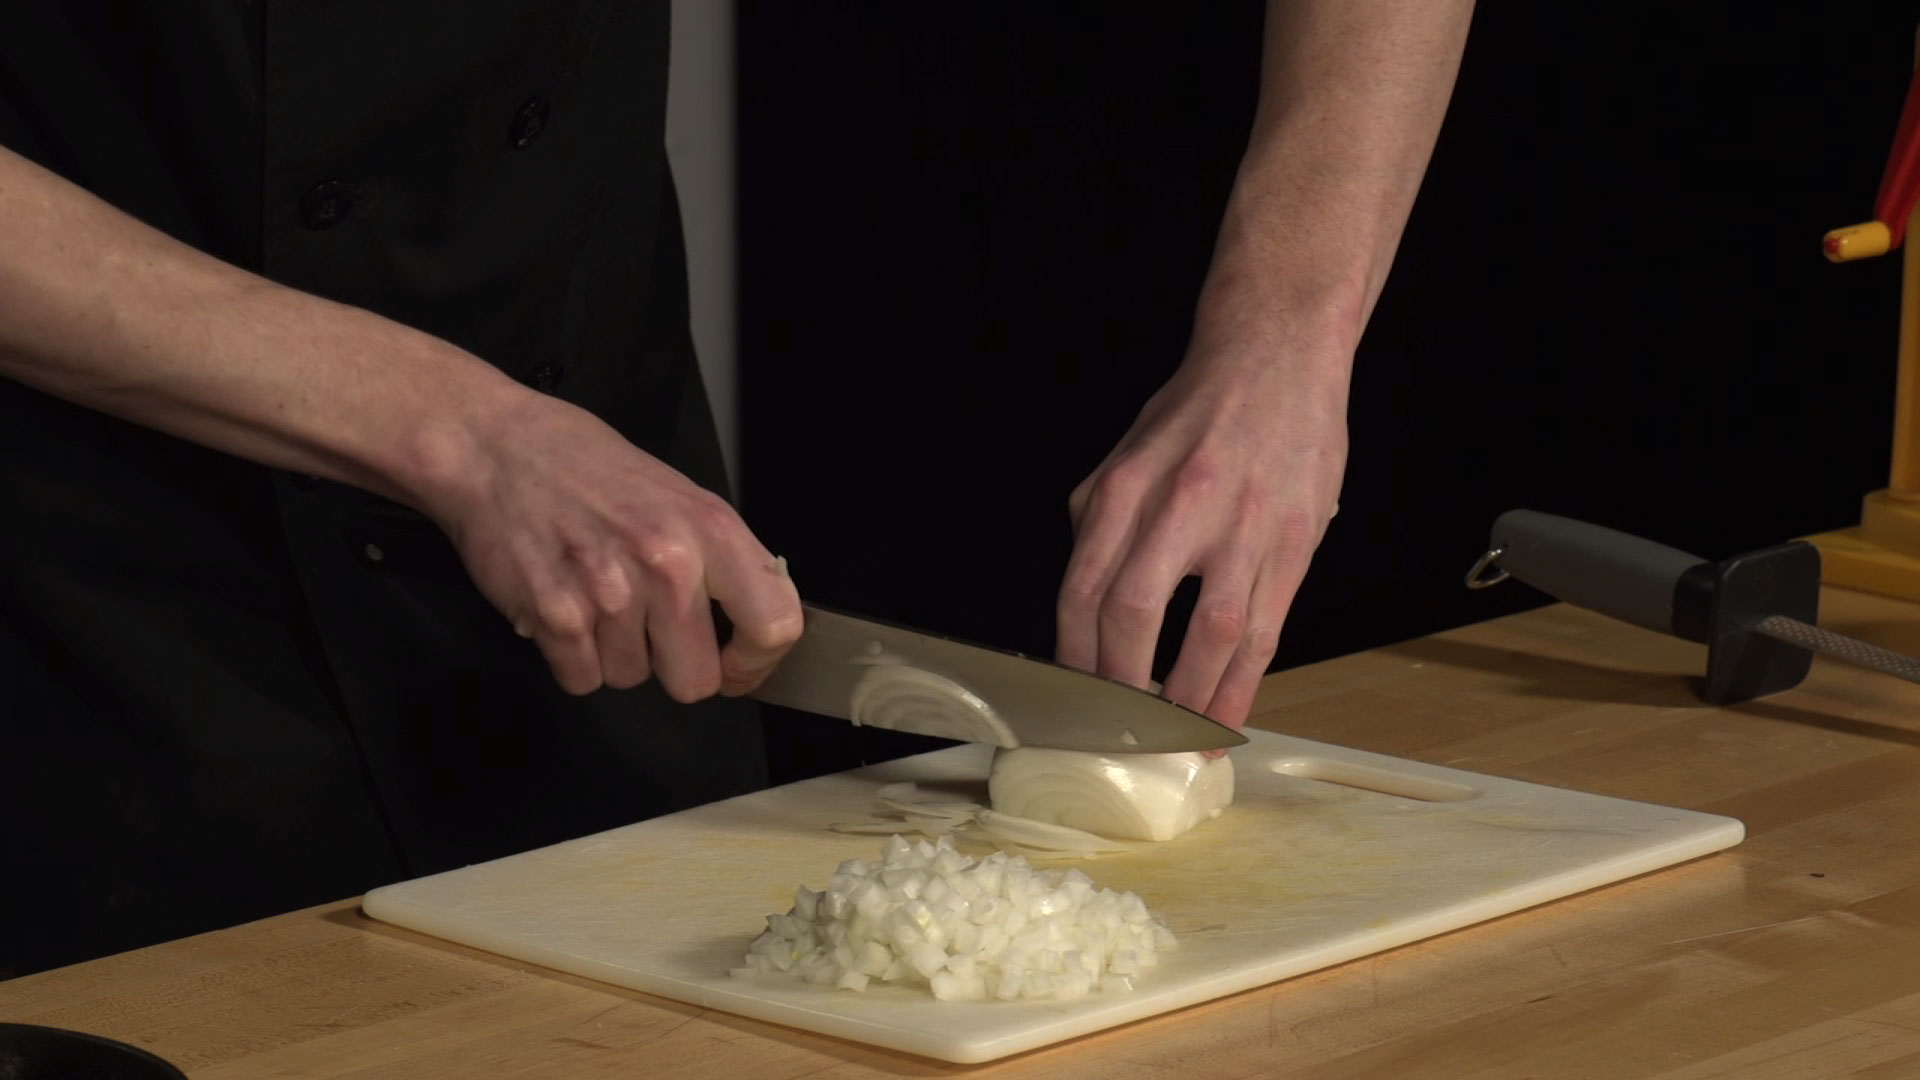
[1196,0,1475,376]
[0,144,527,510]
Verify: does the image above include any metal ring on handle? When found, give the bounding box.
[1464,545,1510,590]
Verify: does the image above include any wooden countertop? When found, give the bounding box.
[6,588,1920,1078]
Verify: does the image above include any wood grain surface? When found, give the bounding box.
[6,588,1920,1079]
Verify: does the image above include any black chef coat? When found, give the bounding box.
[0,2,764,977]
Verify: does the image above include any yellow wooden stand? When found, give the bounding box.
[1806,203,1920,600]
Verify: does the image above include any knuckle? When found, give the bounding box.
[1100,586,1162,631]
[721,656,776,695]
[1241,623,1282,659]
[1195,599,1247,647]
[1057,574,1105,615]
[689,492,742,535]
[598,643,653,691]
[727,581,804,651]
[604,668,645,691]
[1230,489,1270,527]
[1066,482,1090,520]
[1271,508,1321,553]
[587,563,634,615]
[535,595,590,639]
[664,668,722,704]
[1208,692,1253,730]
[1093,458,1149,504]
[1173,452,1221,496]
[752,606,805,650]
[633,534,699,586]
[556,663,603,696]
[617,520,669,557]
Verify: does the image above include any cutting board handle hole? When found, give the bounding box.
[1269,758,1480,802]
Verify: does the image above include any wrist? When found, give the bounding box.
[1185,255,1364,398]
[389,346,534,521]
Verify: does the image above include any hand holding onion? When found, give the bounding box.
[1055,289,1350,731]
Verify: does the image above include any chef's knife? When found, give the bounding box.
[1466,509,1920,703]
[749,604,1249,754]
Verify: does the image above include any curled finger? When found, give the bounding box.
[640,541,723,703]
[1203,559,1302,735]
[710,548,803,696]
[1055,480,1140,675]
[526,589,604,696]
[1094,546,1186,692]
[582,551,651,690]
[1157,557,1256,714]
[507,531,605,695]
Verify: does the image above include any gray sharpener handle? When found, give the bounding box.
[1489,510,1709,637]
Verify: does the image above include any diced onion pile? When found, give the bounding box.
[731,834,1176,1001]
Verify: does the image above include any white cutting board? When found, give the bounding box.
[363,730,1742,1063]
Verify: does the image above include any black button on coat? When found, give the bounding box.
[0,2,763,977]
[509,96,552,149]
[299,178,356,229]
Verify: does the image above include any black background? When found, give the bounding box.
[738,3,1918,782]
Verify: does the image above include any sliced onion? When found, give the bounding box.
[829,821,930,835]
[896,812,961,834]
[877,797,981,820]
[973,809,1136,854]
[848,664,1017,747]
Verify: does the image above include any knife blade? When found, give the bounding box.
[749,604,1249,754]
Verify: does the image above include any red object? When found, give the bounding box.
[1875,64,1920,248]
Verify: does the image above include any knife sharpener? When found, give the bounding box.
[1470,510,1820,705]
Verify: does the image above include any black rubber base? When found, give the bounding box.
[1700,541,1822,705]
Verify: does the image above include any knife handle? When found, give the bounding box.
[1482,510,1715,642]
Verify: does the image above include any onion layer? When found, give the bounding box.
[988,749,1234,843]
[849,664,1017,747]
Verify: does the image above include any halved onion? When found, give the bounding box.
[988,749,1234,843]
